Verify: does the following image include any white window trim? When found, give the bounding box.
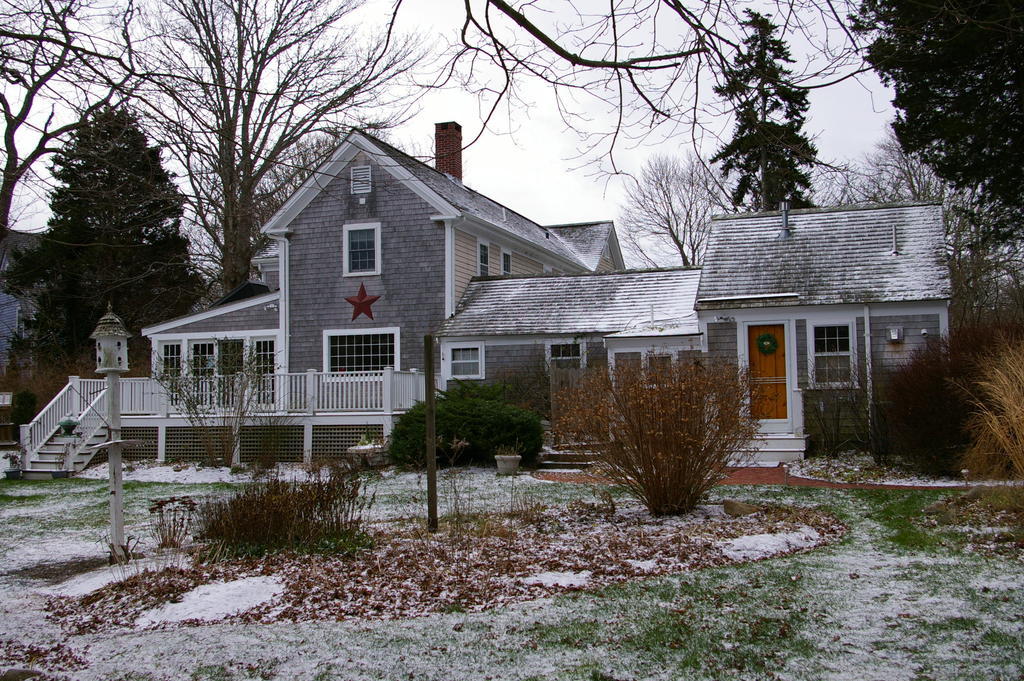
[808,321,858,389]
[322,326,401,372]
[343,222,382,277]
[546,341,587,369]
[350,165,372,194]
[446,343,485,380]
[501,249,512,275]
[150,331,282,374]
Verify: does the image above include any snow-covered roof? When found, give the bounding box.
[253,241,278,261]
[546,222,614,270]
[697,203,951,309]
[604,314,700,338]
[439,268,702,337]
[361,134,604,270]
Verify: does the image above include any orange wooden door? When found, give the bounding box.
[748,324,787,419]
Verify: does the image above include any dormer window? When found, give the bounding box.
[351,165,372,194]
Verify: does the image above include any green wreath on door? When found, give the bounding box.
[756,332,778,355]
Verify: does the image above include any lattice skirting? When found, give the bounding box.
[240,425,304,463]
[311,424,383,460]
[103,422,389,465]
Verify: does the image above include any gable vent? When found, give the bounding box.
[351,165,372,194]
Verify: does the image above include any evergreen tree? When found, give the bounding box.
[858,0,1024,241]
[711,11,818,211]
[4,107,202,361]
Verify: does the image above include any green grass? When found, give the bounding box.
[2,472,1023,681]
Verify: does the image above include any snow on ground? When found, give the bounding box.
[2,468,1022,680]
[720,526,822,561]
[136,576,284,627]
[521,570,593,588]
[789,454,967,487]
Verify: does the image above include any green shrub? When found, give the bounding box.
[11,390,37,428]
[389,395,543,468]
[194,468,373,558]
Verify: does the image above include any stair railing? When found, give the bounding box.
[69,389,109,470]
[20,383,77,462]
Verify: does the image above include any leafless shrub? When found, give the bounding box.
[964,343,1024,479]
[148,496,197,549]
[553,361,757,515]
[194,468,374,558]
[507,477,546,524]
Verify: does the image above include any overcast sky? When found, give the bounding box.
[384,1,896,228]
[10,0,896,235]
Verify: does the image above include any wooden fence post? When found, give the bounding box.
[424,335,438,532]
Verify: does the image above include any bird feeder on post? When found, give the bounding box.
[90,303,131,563]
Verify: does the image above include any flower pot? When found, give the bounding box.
[495,454,521,476]
[58,419,79,436]
[4,469,22,480]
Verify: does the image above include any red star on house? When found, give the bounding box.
[345,282,381,321]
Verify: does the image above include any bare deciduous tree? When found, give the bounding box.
[134,0,422,290]
[619,154,728,268]
[426,1,866,167]
[0,0,133,237]
[815,129,1024,326]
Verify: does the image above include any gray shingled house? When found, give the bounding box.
[18,122,625,474]
[438,202,951,461]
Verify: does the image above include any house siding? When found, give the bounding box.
[485,343,547,376]
[706,321,737,361]
[511,253,543,276]
[597,247,615,272]
[870,313,940,376]
[454,229,477,300]
[161,303,279,334]
[287,152,445,372]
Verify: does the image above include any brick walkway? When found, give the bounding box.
[533,466,967,491]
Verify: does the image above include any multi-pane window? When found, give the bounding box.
[161,343,182,377]
[613,352,642,371]
[191,342,215,376]
[478,243,489,276]
[502,252,512,275]
[218,339,244,375]
[329,333,395,372]
[550,343,582,369]
[347,227,377,274]
[647,354,672,372]
[812,325,853,385]
[254,340,276,374]
[450,347,481,377]
[253,339,276,404]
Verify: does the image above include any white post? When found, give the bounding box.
[306,369,317,415]
[69,376,81,413]
[303,422,313,464]
[382,366,393,412]
[106,372,126,563]
[157,425,167,463]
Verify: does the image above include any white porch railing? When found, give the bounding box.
[21,369,427,459]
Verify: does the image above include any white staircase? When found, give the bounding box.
[21,380,109,480]
[740,433,806,464]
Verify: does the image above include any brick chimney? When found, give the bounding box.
[434,121,462,180]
